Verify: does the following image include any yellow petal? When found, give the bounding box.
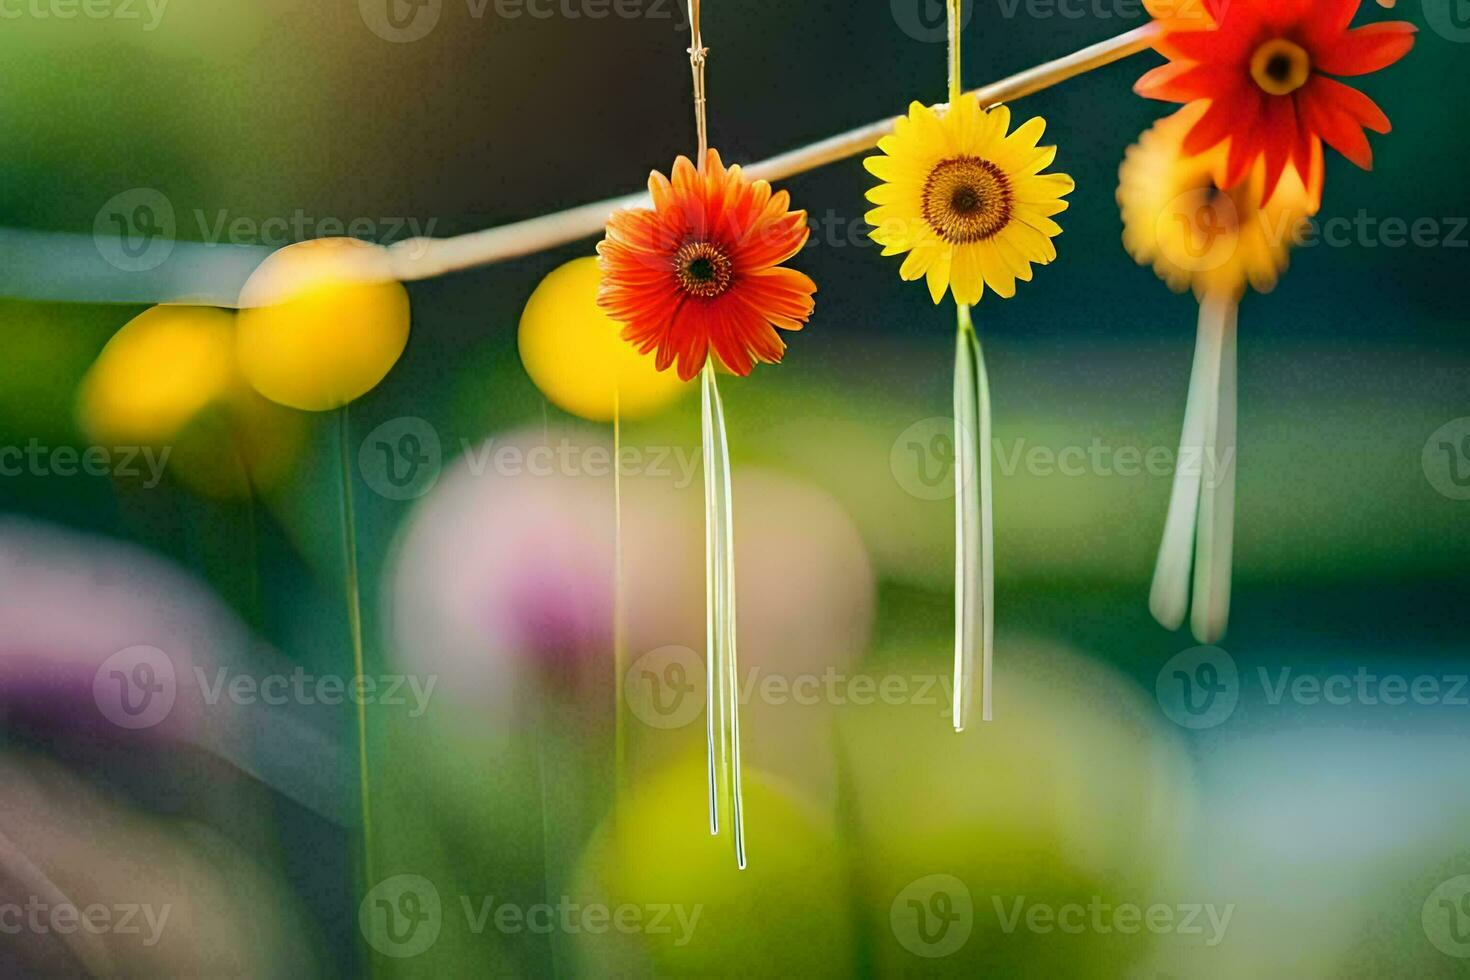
[1007,115,1047,151]
[950,243,986,305]
[1014,209,1063,238]
[976,240,1017,299]
[1015,172,1076,202]
[994,236,1035,282]
[926,246,953,304]
[1000,222,1058,263]
[899,244,939,281]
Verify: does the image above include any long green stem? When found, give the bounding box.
[953,317,976,731]
[709,370,746,870]
[1149,295,1222,630]
[1191,294,1238,644]
[701,364,725,836]
[952,309,993,729]
[338,406,375,894]
[975,319,994,723]
[612,393,628,815]
[701,361,746,868]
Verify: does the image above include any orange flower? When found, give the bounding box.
[1136,0,1415,206]
[596,149,816,382]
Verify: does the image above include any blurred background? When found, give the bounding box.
[1,0,1468,976]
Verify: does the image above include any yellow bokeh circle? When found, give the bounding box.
[236,237,410,412]
[518,257,688,422]
[78,304,305,496]
[80,305,237,446]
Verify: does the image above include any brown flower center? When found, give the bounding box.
[1250,39,1311,97]
[674,241,733,298]
[921,157,1013,244]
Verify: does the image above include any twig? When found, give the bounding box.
[378,25,1157,283]
[10,25,1157,307]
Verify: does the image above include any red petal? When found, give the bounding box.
[1169,27,1252,65]
[703,296,758,376]
[736,267,816,330]
[1260,96,1299,203]
[1299,78,1373,169]
[1315,22,1416,77]
[1135,62,1193,103]
[1182,95,1245,156]
[1136,61,1240,103]
[1320,0,1360,37]
[665,302,707,381]
[1311,75,1391,133]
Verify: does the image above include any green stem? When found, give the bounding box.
[952,307,994,731]
[338,406,376,895]
[709,370,746,870]
[701,363,724,837]
[612,392,628,818]
[1190,294,1238,644]
[701,361,746,869]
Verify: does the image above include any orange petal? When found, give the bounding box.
[1315,22,1416,77]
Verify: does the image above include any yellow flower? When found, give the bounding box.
[236,238,410,412]
[78,305,304,496]
[1118,103,1317,301]
[519,257,688,423]
[80,305,236,446]
[864,94,1074,305]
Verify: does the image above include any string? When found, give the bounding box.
[688,0,709,160]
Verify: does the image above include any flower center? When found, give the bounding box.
[921,157,1013,244]
[1250,38,1311,96]
[673,241,733,298]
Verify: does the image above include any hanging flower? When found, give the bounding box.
[863,94,1074,305]
[1135,0,1415,207]
[595,148,817,382]
[1118,103,1316,301]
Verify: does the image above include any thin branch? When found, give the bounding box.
[2,25,1158,307]
[380,24,1158,284]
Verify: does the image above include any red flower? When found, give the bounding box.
[596,149,817,382]
[1136,0,1415,205]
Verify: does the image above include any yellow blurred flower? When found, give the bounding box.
[80,305,235,445]
[236,238,410,412]
[78,305,304,495]
[519,257,688,422]
[864,94,1074,305]
[1118,103,1317,301]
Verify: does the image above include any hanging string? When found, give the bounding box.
[688,0,709,160]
